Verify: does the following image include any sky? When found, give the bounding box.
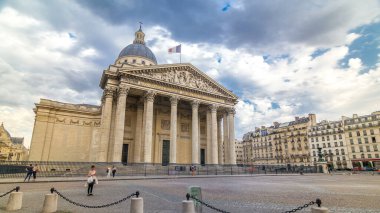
[0,0,380,148]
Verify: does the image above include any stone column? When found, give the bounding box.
[217,115,223,164]
[206,108,211,164]
[170,96,179,164]
[191,100,200,164]
[223,112,229,164]
[133,103,144,163]
[228,108,236,165]
[99,86,116,162]
[143,91,156,163]
[111,84,130,162]
[210,104,218,164]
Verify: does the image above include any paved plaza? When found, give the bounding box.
[0,174,379,212]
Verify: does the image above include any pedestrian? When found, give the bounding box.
[24,164,33,182]
[87,165,97,196]
[32,164,39,181]
[190,165,196,176]
[111,165,117,178]
[106,166,111,178]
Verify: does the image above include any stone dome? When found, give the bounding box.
[117,26,157,65]
[118,43,157,64]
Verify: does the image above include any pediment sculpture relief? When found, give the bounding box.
[136,70,223,95]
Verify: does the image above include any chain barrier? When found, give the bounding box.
[0,186,20,198]
[283,198,321,213]
[51,187,139,208]
[187,193,231,213]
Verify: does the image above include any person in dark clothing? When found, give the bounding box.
[111,165,116,178]
[24,164,33,182]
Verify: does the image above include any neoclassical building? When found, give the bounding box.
[29,27,238,165]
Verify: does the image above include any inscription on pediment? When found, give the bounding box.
[134,70,223,95]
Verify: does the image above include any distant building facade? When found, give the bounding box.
[242,114,316,166]
[343,112,380,169]
[0,123,29,161]
[235,140,244,165]
[309,120,351,169]
[243,111,380,170]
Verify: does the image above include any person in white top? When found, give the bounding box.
[87,165,97,196]
[106,166,111,178]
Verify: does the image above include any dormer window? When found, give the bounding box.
[133,59,136,64]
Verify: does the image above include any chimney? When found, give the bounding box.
[308,113,317,126]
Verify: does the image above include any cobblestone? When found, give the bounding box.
[0,174,379,212]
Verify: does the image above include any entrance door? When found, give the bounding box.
[162,140,170,166]
[122,144,129,164]
[200,149,205,165]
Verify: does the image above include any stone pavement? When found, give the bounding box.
[0,174,379,212]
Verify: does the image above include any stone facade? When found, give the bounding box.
[242,111,380,170]
[343,112,380,169]
[0,123,29,161]
[28,28,238,164]
[242,114,316,166]
[309,120,351,169]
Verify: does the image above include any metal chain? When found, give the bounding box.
[283,201,315,213]
[53,189,137,208]
[190,195,231,213]
[0,186,19,198]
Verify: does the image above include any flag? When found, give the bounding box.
[168,44,181,53]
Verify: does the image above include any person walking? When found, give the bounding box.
[111,165,117,178]
[32,164,39,181]
[24,164,33,182]
[106,166,111,178]
[87,165,97,196]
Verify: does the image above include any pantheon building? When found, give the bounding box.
[29,27,238,165]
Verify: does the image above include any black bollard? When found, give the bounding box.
[186,193,190,201]
[15,186,20,192]
[50,187,55,194]
[136,191,140,198]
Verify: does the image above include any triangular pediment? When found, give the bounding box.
[122,63,237,99]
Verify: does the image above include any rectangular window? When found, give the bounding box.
[353,155,356,159]
[366,146,371,152]
[333,135,337,140]
[363,130,367,136]
[365,138,369,143]
[340,141,343,146]
[328,143,331,147]
[359,146,363,152]
[327,136,330,141]
[339,134,342,139]
[368,154,372,158]
[312,144,315,149]
[376,154,379,158]
[351,147,355,152]
[356,131,360,136]
[370,129,374,135]
[350,139,354,145]
[334,142,338,147]
[349,132,352,137]
[372,137,376,143]
[373,145,378,151]
[316,138,319,142]
[358,138,362,144]
[322,137,325,141]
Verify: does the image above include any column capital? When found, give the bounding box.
[227,107,236,115]
[144,90,156,102]
[170,96,180,106]
[117,84,130,96]
[209,104,218,112]
[103,86,117,98]
[191,100,200,109]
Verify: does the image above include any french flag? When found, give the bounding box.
[168,44,181,53]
